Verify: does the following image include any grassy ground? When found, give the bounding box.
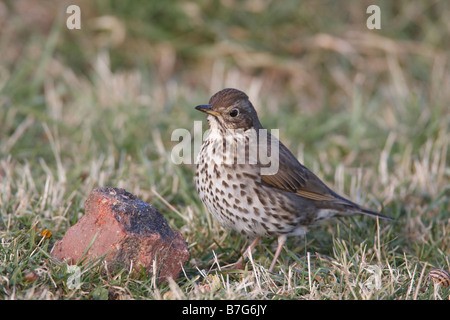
[0,0,449,300]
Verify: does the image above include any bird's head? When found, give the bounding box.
[195,88,262,131]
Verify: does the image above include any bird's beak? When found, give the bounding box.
[195,105,223,117]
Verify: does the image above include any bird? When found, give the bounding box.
[194,88,392,272]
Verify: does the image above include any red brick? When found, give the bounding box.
[51,187,189,282]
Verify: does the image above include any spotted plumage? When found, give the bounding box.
[194,88,392,271]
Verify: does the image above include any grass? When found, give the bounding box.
[0,0,449,300]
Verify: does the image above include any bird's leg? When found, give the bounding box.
[269,235,287,272]
[223,237,260,270]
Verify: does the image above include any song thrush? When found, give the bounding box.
[194,88,392,272]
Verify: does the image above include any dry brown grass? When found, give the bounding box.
[0,0,448,300]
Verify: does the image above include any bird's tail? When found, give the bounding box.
[358,205,394,221]
[332,190,394,221]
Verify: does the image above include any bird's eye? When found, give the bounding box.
[229,109,239,117]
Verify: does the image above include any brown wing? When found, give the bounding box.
[259,133,342,202]
[258,132,393,220]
